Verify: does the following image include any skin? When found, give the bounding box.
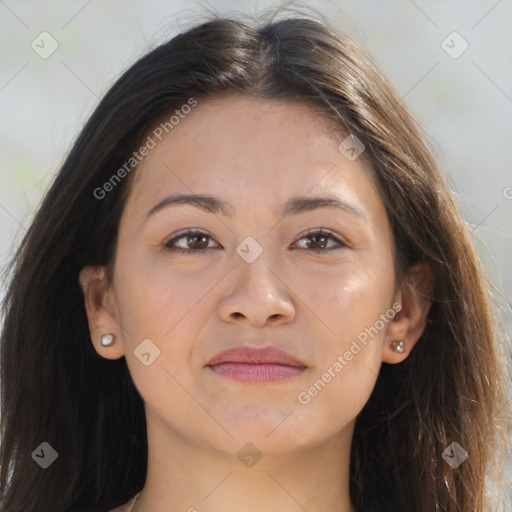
[80,95,431,512]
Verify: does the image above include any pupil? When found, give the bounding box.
[310,234,326,248]
[189,233,207,248]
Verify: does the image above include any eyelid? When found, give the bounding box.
[164,228,219,248]
[164,227,210,242]
[291,227,347,250]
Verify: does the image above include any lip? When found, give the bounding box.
[206,346,307,383]
[206,346,306,367]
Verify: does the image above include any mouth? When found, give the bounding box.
[205,345,307,384]
[207,362,306,383]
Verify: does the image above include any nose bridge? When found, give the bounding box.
[235,237,281,297]
[219,236,295,325]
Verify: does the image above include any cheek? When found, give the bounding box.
[291,253,394,419]
[114,256,207,339]
[295,357,377,436]
[113,258,224,386]
[113,263,206,410]
[295,254,395,346]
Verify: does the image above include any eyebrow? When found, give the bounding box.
[145,193,367,221]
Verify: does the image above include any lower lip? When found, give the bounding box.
[208,363,306,383]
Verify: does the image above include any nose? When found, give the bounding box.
[217,252,296,327]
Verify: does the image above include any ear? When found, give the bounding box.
[78,265,126,359]
[383,262,432,363]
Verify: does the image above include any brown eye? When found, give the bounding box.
[164,229,218,254]
[305,232,329,250]
[293,228,346,253]
[185,233,209,249]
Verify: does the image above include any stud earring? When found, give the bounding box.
[101,333,115,347]
[389,339,406,354]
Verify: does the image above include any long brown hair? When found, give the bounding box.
[1,9,510,512]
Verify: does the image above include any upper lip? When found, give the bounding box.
[206,346,306,368]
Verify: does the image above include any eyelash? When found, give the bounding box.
[163,228,347,254]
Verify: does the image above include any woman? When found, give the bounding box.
[1,11,510,512]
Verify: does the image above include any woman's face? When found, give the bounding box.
[92,95,403,455]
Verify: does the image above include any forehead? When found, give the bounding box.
[125,95,381,222]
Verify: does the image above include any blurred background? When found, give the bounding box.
[0,0,511,507]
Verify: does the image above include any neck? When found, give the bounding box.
[132,411,356,512]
